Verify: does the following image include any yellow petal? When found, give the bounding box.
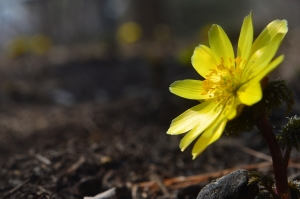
[245,33,285,78]
[170,80,209,100]
[237,12,253,63]
[226,97,242,120]
[250,19,288,56]
[209,24,235,67]
[191,45,217,78]
[167,100,221,135]
[238,81,262,106]
[250,55,284,83]
[192,116,227,159]
[179,104,221,151]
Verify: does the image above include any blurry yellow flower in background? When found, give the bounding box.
[7,34,52,58]
[117,22,142,44]
[7,36,28,58]
[167,12,288,159]
[28,34,52,55]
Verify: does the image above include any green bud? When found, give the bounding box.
[262,79,295,116]
[289,181,300,199]
[278,116,300,150]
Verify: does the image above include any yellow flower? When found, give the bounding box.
[117,22,142,44]
[167,12,288,159]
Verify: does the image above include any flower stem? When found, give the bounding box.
[256,114,290,199]
[284,145,292,169]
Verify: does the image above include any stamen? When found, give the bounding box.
[202,57,244,105]
[235,57,242,67]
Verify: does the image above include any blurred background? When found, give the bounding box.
[0,0,299,104]
[0,0,300,198]
[0,0,298,105]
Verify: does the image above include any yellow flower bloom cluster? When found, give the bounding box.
[167,12,288,159]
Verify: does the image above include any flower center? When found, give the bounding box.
[202,57,244,104]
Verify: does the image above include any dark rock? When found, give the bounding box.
[197,169,259,199]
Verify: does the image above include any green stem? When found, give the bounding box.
[256,114,290,199]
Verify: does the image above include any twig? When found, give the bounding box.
[235,142,300,169]
[131,185,138,199]
[288,171,300,180]
[38,185,51,195]
[83,187,116,199]
[67,156,86,174]
[288,162,300,169]
[151,172,172,198]
[137,161,272,192]
[2,178,30,198]
[35,154,52,165]
[235,143,272,162]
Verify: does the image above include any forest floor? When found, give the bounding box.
[0,57,299,199]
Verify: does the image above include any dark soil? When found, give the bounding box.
[0,58,298,199]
